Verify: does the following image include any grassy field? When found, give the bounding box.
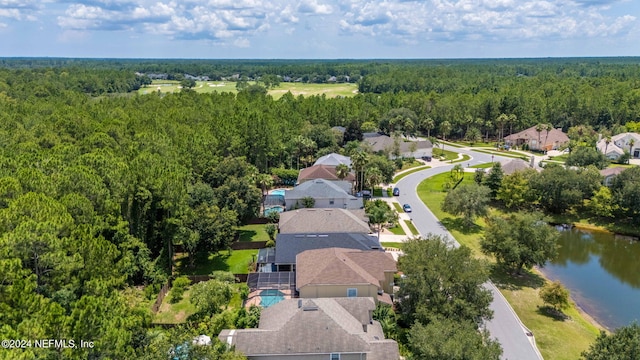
[399,159,423,171]
[416,172,601,359]
[451,154,472,164]
[139,80,357,99]
[472,148,529,160]
[393,166,431,183]
[381,242,404,250]
[433,148,461,161]
[392,202,404,213]
[237,224,271,242]
[175,249,258,275]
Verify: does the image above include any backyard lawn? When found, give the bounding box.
[175,249,258,275]
[237,224,271,242]
[388,224,406,235]
[153,288,198,324]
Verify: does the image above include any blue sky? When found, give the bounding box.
[1,0,638,58]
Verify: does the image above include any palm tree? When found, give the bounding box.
[542,123,553,152]
[421,117,435,138]
[351,150,369,193]
[440,120,452,141]
[604,136,611,157]
[630,138,635,161]
[535,123,544,151]
[335,163,350,181]
[495,113,509,144]
[365,167,383,196]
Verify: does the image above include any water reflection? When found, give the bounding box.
[543,228,640,329]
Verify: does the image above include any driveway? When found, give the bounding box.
[395,144,543,360]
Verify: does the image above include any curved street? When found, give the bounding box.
[394,144,544,360]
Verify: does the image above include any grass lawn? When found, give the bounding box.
[417,172,601,359]
[237,224,270,242]
[373,188,383,197]
[175,249,258,275]
[547,154,569,162]
[433,148,460,161]
[153,288,198,324]
[400,159,423,171]
[393,166,431,183]
[140,80,357,99]
[392,202,404,213]
[388,224,406,235]
[380,242,404,249]
[438,140,464,148]
[404,220,419,235]
[472,148,529,160]
[470,163,494,169]
[451,154,471,164]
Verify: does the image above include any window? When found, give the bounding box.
[330,354,340,360]
[347,288,357,297]
[329,199,334,205]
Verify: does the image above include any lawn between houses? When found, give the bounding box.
[417,172,601,360]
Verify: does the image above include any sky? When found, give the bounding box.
[0,0,639,59]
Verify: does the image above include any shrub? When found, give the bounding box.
[169,276,191,304]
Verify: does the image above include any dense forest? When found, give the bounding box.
[1,58,640,359]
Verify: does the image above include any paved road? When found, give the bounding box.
[395,145,543,360]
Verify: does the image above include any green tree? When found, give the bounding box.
[610,167,640,220]
[566,146,609,169]
[300,196,315,208]
[496,169,536,209]
[587,186,616,218]
[265,224,276,241]
[484,162,503,199]
[351,150,369,193]
[474,168,485,185]
[397,235,493,325]
[335,163,351,180]
[190,279,234,315]
[440,120,452,141]
[441,184,491,228]
[539,280,570,312]
[581,323,640,360]
[408,318,502,360]
[529,165,600,214]
[365,199,397,240]
[481,212,559,274]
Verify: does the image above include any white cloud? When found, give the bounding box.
[297,0,332,15]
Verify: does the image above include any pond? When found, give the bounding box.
[540,227,640,330]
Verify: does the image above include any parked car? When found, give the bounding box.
[422,156,432,162]
[402,204,412,213]
[393,187,400,196]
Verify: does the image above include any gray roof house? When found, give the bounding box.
[313,153,352,167]
[596,133,640,160]
[218,297,400,360]
[279,208,370,234]
[285,179,362,210]
[501,158,538,175]
[600,167,627,186]
[267,233,382,271]
[363,134,432,159]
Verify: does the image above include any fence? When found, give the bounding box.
[151,279,171,313]
[231,241,267,250]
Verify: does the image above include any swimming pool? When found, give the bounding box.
[259,289,285,308]
[263,206,284,217]
[269,189,286,196]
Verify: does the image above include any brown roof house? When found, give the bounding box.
[296,248,397,304]
[218,297,400,360]
[279,208,370,234]
[363,133,432,159]
[504,126,569,151]
[297,164,355,184]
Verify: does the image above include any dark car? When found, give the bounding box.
[402,204,412,213]
[393,187,400,196]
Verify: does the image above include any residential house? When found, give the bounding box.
[363,133,433,159]
[296,248,397,304]
[279,208,370,234]
[259,232,382,272]
[297,164,356,184]
[596,133,640,160]
[504,126,569,151]
[600,167,627,187]
[313,153,352,168]
[501,158,537,175]
[218,297,400,360]
[285,179,362,210]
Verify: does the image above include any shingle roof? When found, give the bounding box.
[285,179,355,200]
[279,208,370,234]
[296,248,396,290]
[501,158,535,175]
[504,126,569,147]
[363,134,432,153]
[218,297,399,359]
[274,233,382,264]
[313,153,352,167]
[297,165,355,183]
[600,167,627,177]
